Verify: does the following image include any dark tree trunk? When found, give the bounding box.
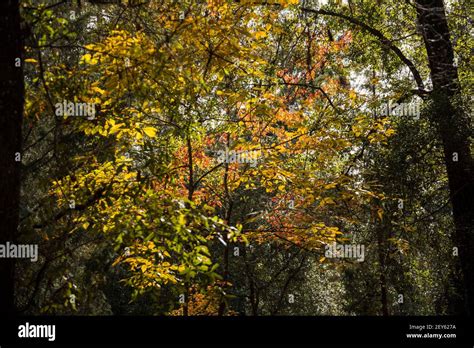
[0,0,24,316]
[416,0,474,315]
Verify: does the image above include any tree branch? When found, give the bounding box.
[302,7,427,94]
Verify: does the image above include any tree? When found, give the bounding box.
[302,0,473,315]
[13,0,472,317]
[0,0,24,316]
[415,0,474,315]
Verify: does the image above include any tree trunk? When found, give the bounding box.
[0,0,24,317]
[416,0,474,315]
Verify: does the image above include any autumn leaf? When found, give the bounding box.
[143,127,157,138]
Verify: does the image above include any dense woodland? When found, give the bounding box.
[0,0,472,316]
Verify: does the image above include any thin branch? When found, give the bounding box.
[302,7,427,94]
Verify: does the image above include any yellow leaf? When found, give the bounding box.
[324,183,337,189]
[92,86,106,95]
[109,123,123,135]
[319,197,335,206]
[81,53,98,65]
[82,53,92,63]
[255,31,267,39]
[386,128,396,136]
[377,208,384,221]
[143,127,157,138]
